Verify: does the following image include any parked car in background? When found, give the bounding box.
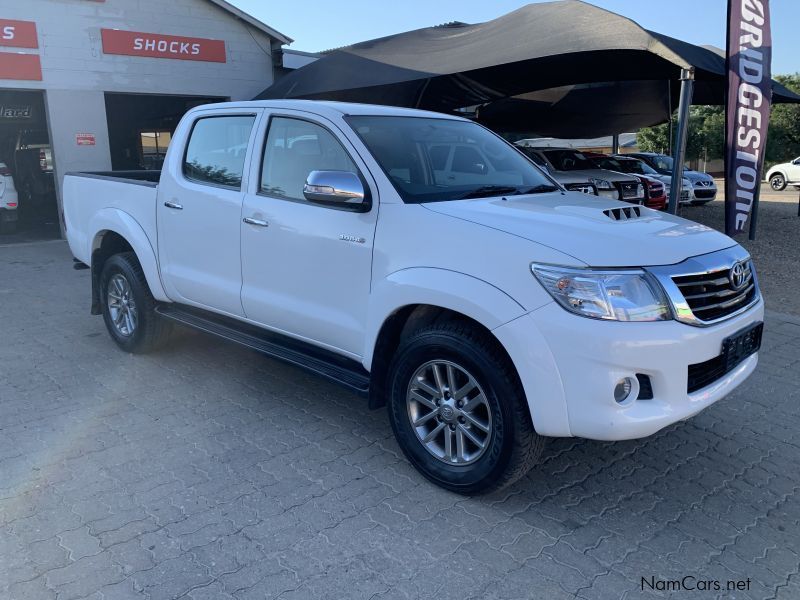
[516,146,597,195]
[627,152,717,204]
[584,153,666,210]
[0,162,19,234]
[517,146,645,203]
[65,100,764,494]
[765,157,800,191]
[611,154,693,205]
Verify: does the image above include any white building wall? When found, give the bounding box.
[0,0,281,234]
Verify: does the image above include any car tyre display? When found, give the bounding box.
[770,173,787,191]
[387,319,545,495]
[100,252,173,353]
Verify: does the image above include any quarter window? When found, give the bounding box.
[261,117,358,201]
[183,115,255,189]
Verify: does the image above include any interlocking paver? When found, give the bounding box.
[1,240,799,599]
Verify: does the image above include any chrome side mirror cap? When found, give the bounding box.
[303,170,369,211]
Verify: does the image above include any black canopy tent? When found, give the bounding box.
[257,0,800,210]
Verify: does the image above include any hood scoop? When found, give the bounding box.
[604,206,643,221]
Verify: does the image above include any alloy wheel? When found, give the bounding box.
[406,360,492,465]
[107,274,138,336]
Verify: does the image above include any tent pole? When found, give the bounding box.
[611,134,619,154]
[668,68,695,214]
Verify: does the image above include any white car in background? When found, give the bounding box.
[0,162,19,234]
[517,146,645,203]
[765,157,800,191]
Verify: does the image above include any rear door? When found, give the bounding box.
[157,109,261,316]
[239,111,379,356]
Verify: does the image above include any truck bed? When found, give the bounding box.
[63,170,160,266]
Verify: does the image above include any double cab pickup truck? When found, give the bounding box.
[64,101,764,494]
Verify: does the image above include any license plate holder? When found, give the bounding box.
[721,322,763,372]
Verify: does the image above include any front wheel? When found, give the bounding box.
[770,173,787,191]
[100,252,172,353]
[387,320,545,495]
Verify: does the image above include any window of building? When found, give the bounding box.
[139,131,172,170]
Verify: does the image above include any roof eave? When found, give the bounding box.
[206,0,293,45]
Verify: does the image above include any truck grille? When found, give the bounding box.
[617,181,643,200]
[672,261,756,322]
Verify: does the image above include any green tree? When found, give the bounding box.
[636,73,800,167]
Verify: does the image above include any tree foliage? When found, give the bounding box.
[636,73,800,167]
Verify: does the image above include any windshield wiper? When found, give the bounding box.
[520,184,560,194]
[457,185,523,199]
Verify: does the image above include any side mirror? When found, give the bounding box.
[303,170,368,211]
[793,158,800,165]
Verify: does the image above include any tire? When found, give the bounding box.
[770,173,787,191]
[386,319,545,495]
[99,252,172,353]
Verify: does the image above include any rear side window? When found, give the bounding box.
[183,115,256,189]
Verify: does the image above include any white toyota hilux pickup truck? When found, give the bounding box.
[64,100,764,494]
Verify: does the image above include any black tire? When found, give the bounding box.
[387,319,545,495]
[99,252,172,353]
[770,173,787,191]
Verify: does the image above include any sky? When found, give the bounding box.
[228,0,799,75]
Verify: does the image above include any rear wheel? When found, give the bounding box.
[770,173,787,191]
[387,319,545,494]
[100,252,172,353]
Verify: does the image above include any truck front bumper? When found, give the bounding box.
[493,299,764,441]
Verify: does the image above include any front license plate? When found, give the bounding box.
[722,322,763,372]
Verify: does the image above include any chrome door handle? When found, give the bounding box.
[164,201,183,210]
[243,216,269,227]
[243,217,269,227]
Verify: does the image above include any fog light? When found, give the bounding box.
[614,377,635,404]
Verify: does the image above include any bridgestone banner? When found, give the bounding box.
[725,0,772,236]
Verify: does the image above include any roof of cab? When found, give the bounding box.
[189,99,467,121]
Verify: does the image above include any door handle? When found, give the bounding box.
[243,216,269,227]
[164,201,183,210]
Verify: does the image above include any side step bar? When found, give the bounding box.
[155,304,370,396]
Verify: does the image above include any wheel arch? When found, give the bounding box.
[87,209,168,314]
[365,268,527,409]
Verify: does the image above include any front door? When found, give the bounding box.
[240,113,378,357]
[157,110,260,316]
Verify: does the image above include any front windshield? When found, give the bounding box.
[541,149,595,171]
[632,160,658,175]
[594,157,626,172]
[345,116,558,203]
[652,155,674,171]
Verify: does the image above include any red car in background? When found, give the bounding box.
[583,152,667,211]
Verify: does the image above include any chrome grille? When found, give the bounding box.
[617,181,644,200]
[672,261,756,322]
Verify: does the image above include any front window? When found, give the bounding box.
[541,149,595,171]
[346,116,558,203]
[261,117,359,201]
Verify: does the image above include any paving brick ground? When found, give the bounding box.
[1,240,799,600]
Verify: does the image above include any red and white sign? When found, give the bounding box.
[0,52,42,80]
[76,133,96,146]
[101,29,226,63]
[0,19,38,49]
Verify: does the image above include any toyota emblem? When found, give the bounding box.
[729,261,747,290]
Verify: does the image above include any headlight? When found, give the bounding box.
[531,264,671,321]
[589,178,614,190]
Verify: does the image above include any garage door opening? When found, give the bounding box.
[0,90,59,242]
[105,93,225,171]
